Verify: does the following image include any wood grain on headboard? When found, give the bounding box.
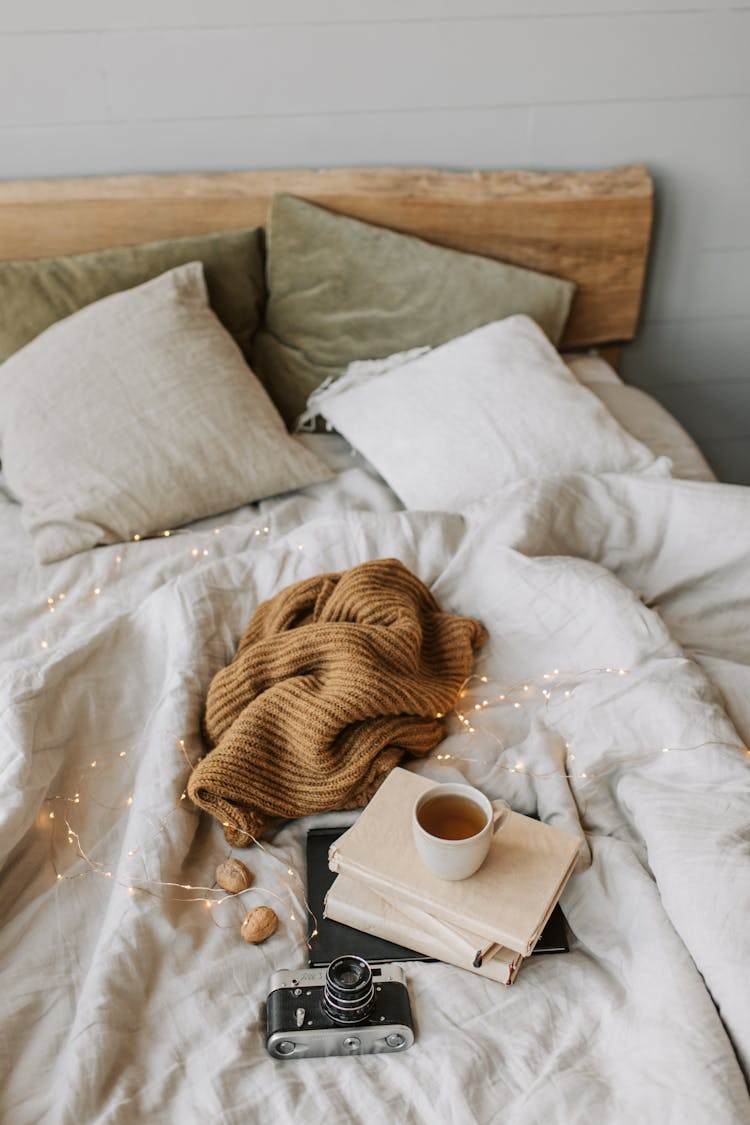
[0,164,652,350]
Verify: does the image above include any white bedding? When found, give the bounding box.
[1,436,749,1125]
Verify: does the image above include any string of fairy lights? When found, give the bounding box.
[42,731,316,940]
[37,521,273,649]
[35,520,750,943]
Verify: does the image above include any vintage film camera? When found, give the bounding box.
[266,955,415,1059]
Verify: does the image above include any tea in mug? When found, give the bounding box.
[416,794,488,841]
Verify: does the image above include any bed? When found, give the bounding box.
[1,165,748,1124]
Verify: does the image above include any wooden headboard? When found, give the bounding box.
[0,164,652,352]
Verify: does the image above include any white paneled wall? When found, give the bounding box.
[1,2,748,480]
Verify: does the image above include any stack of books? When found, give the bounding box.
[324,768,580,985]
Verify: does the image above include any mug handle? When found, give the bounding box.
[491,799,511,834]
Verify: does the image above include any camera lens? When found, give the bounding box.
[323,956,375,1025]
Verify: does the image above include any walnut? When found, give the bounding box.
[215,858,253,894]
[241,906,278,944]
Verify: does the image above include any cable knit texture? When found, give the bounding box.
[188,558,487,845]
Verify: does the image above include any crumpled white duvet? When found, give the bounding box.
[1,438,749,1125]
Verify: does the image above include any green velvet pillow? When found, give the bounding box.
[250,194,576,426]
[0,227,266,364]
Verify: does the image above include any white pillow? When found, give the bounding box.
[310,315,665,511]
[565,353,715,481]
[0,262,332,563]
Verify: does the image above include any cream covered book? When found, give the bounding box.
[327,767,580,958]
[325,873,524,984]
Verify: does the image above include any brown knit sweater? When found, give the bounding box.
[187,558,487,845]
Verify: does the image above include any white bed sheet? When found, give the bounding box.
[1,436,748,1125]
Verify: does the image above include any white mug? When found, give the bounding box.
[412,783,511,881]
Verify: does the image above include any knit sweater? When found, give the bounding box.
[187,558,487,845]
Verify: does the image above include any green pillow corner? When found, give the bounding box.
[250,192,576,426]
[0,226,266,365]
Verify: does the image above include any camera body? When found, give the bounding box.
[266,956,415,1060]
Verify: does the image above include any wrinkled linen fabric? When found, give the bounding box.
[1,435,749,1125]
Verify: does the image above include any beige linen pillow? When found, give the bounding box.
[0,263,332,563]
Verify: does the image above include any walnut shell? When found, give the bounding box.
[215,858,253,894]
[241,906,278,944]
